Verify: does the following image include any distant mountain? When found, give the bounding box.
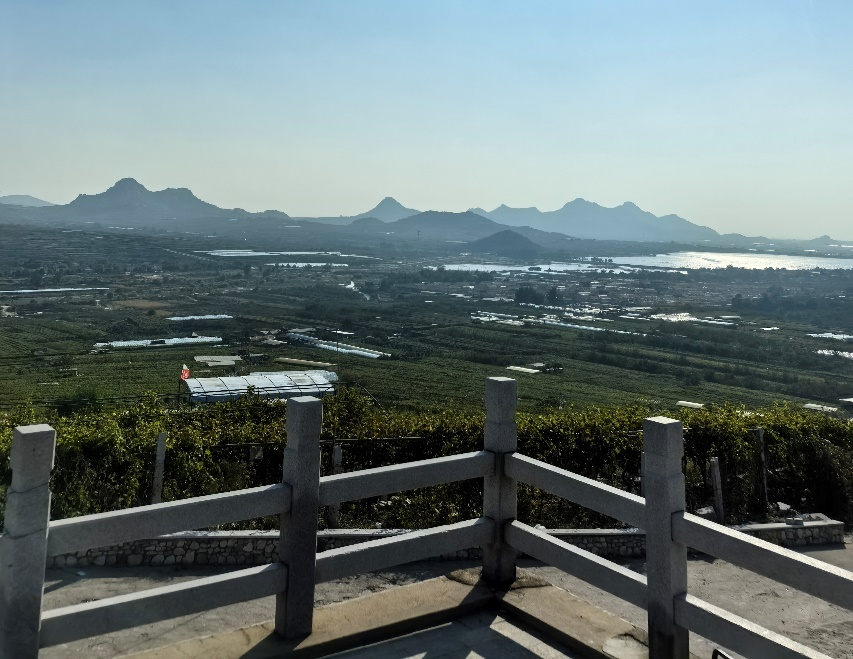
[468,230,541,258]
[7,180,817,245]
[349,216,386,228]
[352,197,419,222]
[346,209,578,250]
[0,178,291,227]
[0,194,55,207]
[60,178,253,222]
[470,199,718,243]
[356,210,505,242]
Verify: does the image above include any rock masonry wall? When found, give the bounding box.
[733,521,845,547]
[45,520,845,569]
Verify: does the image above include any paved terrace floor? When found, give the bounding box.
[117,567,647,659]
[324,611,588,659]
[40,540,853,659]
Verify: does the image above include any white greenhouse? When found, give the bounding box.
[181,370,338,404]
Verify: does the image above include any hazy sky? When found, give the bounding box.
[2,1,852,237]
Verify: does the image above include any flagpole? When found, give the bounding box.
[178,364,190,408]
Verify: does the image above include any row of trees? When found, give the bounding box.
[514,285,563,305]
[2,389,850,530]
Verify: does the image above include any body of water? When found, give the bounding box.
[606,251,853,270]
[442,251,853,274]
[198,250,377,259]
[264,262,349,268]
[0,287,110,294]
[441,262,633,274]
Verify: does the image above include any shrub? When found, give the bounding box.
[1,392,851,530]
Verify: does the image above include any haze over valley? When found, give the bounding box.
[2,179,850,256]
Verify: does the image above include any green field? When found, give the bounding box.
[0,223,851,415]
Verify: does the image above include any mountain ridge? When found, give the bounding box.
[344,209,586,250]
[468,199,718,243]
[60,177,271,222]
[0,194,55,207]
[3,178,840,245]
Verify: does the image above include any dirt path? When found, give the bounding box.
[41,542,853,658]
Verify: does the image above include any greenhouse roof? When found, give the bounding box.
[182,370,337,403]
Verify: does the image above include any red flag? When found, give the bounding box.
[180,365,190,380]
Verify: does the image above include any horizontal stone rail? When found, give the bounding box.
[315,518,495,583]
[40,519,844,569]
[504,452,646,529]
[674,593,829,659]
[506,521,648,608]
[47,483,292,556]
[40,563,288,647]
[673,512,853,611]
[318,450,494,505]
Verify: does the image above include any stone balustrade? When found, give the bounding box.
[42,516,845,570]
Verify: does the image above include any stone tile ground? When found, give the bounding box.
[326,611,587,658]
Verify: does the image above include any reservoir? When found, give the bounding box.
[605,251,853,270]
[444,251,853,273]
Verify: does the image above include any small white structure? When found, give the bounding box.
[803,403,838,413]
[194,355,242,367]
[94,336,221,349]
[181,370,337,404]
[676,400,704,409]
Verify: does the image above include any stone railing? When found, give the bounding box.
[1,378,851,659]
[43,516,844,570]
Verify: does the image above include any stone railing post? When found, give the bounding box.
[482,377,517,585]
[752,427,769,515]
[0,424,56,658]
[150,431,167,505]
[276,396,322,639]
[643,416,689,659]
[326,443,342,529]
[710,456,725,524]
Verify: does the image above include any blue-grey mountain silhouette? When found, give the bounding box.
[352,197,419,222]
[468,230,541,258]
[0,194,55,207]
[470,199,718,242]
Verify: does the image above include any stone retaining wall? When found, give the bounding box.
[732,515,845,547]
[45,517,845,569]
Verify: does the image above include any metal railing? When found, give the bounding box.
[0,378,850,659]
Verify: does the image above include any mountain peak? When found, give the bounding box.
[109,178,147,192]
[354,197,419,222]
[64,177,235,221]
[561,198,595,209]
[374,197,407,209]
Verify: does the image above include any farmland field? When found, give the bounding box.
[0,222,851,416]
